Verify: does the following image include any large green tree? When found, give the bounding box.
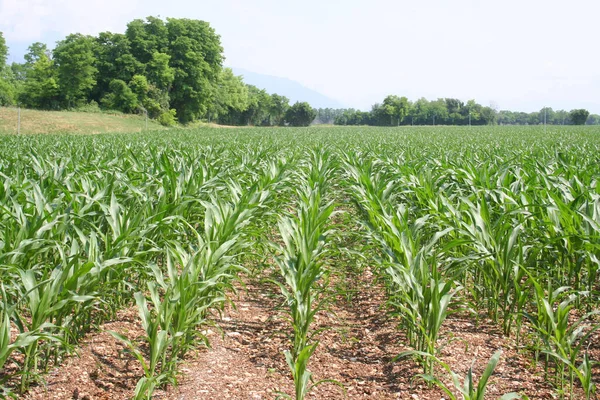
[4,42,50,104]
[93,32,143,102]
[446,98,465,124]
[101,79,139,113]
[126,17,169,65]
[553,109,570,125]
[146,51,174,91]
[18,54,60,109]
[380,95,409,126]
[0,70,16,106]
[569,109,589,125]
[269,93,289,126]
[210,68,248,124]
[10,62,27,83]
[285,101,317,127]
[479,106,497,125]
[9,42,49,85]
[240,85,271,126]
[538,107,555,125]
[131,75,176,125]
[24,42,48,65]
[429,98,449,124]
[411,98,432,125]
[464,100,482,125]
[166,18,223,123]
[53,34,98,107]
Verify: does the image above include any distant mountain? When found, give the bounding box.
[231,68,345,109]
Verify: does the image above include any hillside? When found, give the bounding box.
[231,68,345,109]
[0,107,165,134]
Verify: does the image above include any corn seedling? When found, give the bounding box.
[273,150,339,400]
[398,350,521,400]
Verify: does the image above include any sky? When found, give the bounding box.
[2,0,599,112]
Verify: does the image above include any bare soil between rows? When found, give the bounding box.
[20,262,587,400]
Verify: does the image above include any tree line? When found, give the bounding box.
[0,18,316,127]
[315,96,596,126]
[497,107,595,126]
[1,20,596,128]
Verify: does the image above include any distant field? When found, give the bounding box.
[0,107,165,134]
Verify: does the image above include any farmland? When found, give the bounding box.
[0,126,599,399]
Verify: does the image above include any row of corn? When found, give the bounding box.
[343,142,599,399]
[1,127,599,399]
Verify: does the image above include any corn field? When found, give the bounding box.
[0,126,599,399]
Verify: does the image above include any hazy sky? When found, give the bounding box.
[2,0,599,112]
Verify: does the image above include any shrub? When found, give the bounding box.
[158,109,177,126]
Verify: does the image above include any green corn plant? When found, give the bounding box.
[522,277,569,377]
[343,156,459,374]
[382,211,458,374]
[111,242,241,400]
[273,150,339,400]
[399,350,521,400]
[273,193,335,400]
[542,347,598,400]
[524,277,600,397]
[457,196,529,336]
[13,268,78,392]
[576,350,597,400]
[109,170,278,399]
[541,189,588,291]
[110,290,172,400]
[148,239,243,363]
[1,118,600,400]
[0,287,15,373]
[0,285,45,397]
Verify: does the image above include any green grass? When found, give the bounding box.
[0,107,166,134]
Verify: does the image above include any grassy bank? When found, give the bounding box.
[0,107,165,134]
